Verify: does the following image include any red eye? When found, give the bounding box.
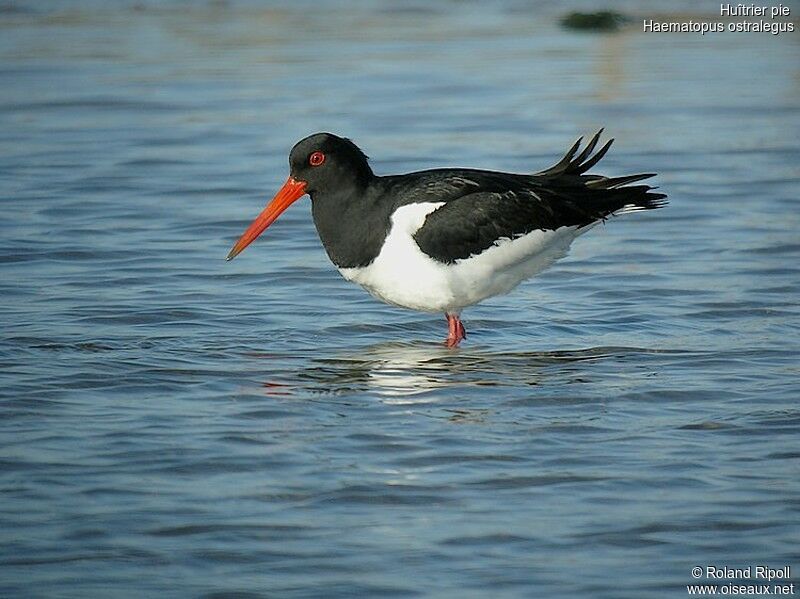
[309,151,325,166]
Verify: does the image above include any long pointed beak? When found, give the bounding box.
[226,176,307,261]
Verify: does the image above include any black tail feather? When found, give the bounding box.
[531,131,668,222]
[540,137,583,176]
[536,131,667,214]
[537,130,615,177]
[572,128,604,166]
[587,173,656,189]
[576,138,613,174]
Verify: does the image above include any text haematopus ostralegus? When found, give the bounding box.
[227,131,667,347]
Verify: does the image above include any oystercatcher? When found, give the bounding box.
[227,131,666,347]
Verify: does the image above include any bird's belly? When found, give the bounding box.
[338,240,454,313]
[447,225,586,306]
[339,206,586,313]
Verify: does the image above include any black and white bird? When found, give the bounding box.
[227,131,666,347]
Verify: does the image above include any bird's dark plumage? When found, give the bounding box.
[227,130,667,347]
[412,131,666,263]
[304,130,665,267]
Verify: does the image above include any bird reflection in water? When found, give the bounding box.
[257,343,667,402]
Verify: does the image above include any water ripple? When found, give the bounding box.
[1,2,799,597]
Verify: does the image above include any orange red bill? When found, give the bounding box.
[226,176,307,261]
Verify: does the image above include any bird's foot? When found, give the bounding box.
[444,313,467,348]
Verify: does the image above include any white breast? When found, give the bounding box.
[339,202,451,312]
[338,203,588,313]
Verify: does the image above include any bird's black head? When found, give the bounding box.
[226,132,373,261]
[288,132,373,197]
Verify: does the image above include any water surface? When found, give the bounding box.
[1,2,799,597]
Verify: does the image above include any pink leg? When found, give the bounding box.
[444,313,467,348]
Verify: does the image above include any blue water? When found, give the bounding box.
[2,2,799,597]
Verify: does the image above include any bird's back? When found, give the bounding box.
[404,131,666,264]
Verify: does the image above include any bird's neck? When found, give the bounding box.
[310,178,392,269]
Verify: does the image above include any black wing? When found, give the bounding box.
[413,131,667,264]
